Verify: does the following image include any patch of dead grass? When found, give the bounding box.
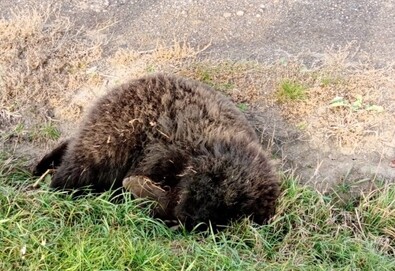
[107,40,211,82]
[178,61,265,103]
[0,4,103,124]
[107,47,265,107]
[267,45,395,154]
[151,40,210,62]
[305,70,394,152]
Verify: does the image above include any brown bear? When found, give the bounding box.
[33,73,279,230]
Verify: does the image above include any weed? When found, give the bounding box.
[320,76,343,87]
[145,64,156,73]
[329,96,384,113]
[1,122,28,143]
[321,77,333,87]
[296,121,307,130]
[237,103,248,112]
[1,121,61,147]
[358,184,395,238]
[37,122,61,141]
[276,80,306,102]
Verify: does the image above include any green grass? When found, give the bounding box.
[318,75,344,87]
[1,154,394,270]
[237,103,249,112]
[37,123,61,141]
[1,122,61,143]
[277,80,307,102]
[187,63,237,92]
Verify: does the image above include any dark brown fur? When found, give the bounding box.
[34,74,279,229]
[33,140,70,176]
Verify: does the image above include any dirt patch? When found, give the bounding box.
[1,3,394,190]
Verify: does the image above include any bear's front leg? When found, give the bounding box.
[123,175,178,220]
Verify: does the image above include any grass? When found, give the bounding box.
[270,51,395,153]
[237,103,249,112]
[0,4,103,125]
[276,80,307,102]
[1,122,61,147]
[1,5,394,270]
[1,154,394,270]
[33,122,61,142]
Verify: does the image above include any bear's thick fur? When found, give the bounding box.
[34,73,279,229]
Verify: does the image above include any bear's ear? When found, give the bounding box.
[33,140,70,176]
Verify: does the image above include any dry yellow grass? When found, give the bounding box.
[304,69,394,153]
[178,61,266,103]
[254,43,395,154]
[0,4,103,124]
[107,40,211,82]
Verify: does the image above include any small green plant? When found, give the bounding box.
[296,121,307,130]
[359,184,395,236]
[237,103,248,112]
[329,96,384,112]
[194,68,235,91]
[320,76,343,87]
[218,82,235,91]
[199,70,213,84]
[336,182,352,194]
[1,123,27,142]
[29,122,61,141]
[277,80,306,102]
[13,123,25,134]
[330,181,360,211]
[39,123,61,140]
[145,64,156,73]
